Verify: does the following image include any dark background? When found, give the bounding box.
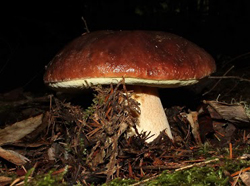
[1,0,250,93]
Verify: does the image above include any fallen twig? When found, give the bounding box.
[174,158,219,172]
[222,51,250,68]
[203,66,234,96]
[0,95,51,107]
[229,143,233,159]
[208,75,250,82]
[232,169,243,186]
[231,167,250,177]
[81,16,90,33]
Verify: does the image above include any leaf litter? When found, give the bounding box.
[0,80,249,185]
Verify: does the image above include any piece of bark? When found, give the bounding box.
[204,100,250,128]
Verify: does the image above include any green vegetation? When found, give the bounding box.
[146,166,229,186]
[103,157,250,186]
[24,167,67,186]
[103,178,136,186]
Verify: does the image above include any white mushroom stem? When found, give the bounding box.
[130,86,173,142]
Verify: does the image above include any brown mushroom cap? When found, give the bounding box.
[44,30,216,90]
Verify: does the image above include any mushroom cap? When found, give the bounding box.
[44,30,216,90]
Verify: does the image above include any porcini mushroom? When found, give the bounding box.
[44,30,216,142]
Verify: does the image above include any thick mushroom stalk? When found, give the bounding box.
[131,86,173,142]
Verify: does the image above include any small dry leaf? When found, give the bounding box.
[0,114,43,145]
[186,111,202,145]
[0,176,12,186]
[240,172,250,185]
[0,147,30,165]
[153,157,164,166]
[47,146,56,161]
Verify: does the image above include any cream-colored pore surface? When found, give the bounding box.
[48,77,198,89]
